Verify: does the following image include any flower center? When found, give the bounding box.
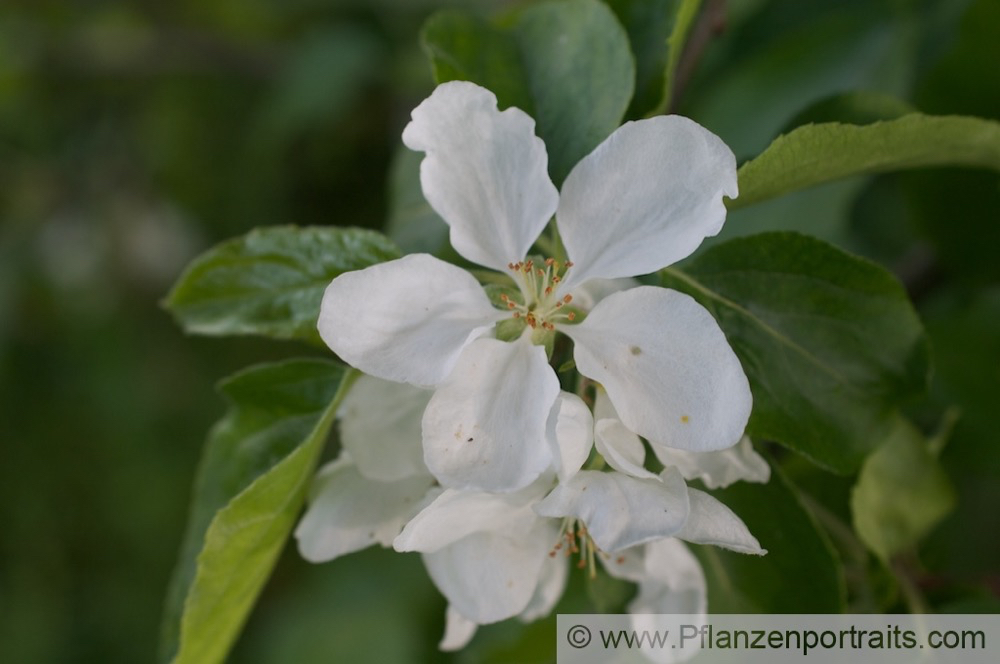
[549,517,615,578]
[501,258,577,331]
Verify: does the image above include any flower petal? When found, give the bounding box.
[422,336,559,492]
[566,286,752,452]
[403,81,559,271]
[557,116,737,286]
[677,488,766,555]
[319,254,502,386]
[394,483,545,554]
[546,391,594,483]
[534,468,689,553]
[629,539,706,619]
[440,605,478,651]
[519,552,569,622]
[338,375,431,482]
[422,520,558,624]
[295,458,435,563]
[594,418,657,480]
[654,435,771,489]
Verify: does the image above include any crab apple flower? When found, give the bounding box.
[318,80,751,493]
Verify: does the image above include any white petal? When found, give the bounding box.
[319,254,502,386]
[594,418,657,480]
[569,277,640,311]
[519,552,569,622]
[557,116,738,286]
[422,337,559,492]
[629,538,707,616]
[567,286,752,452]
[338,375,431,481]
[423,520,558,624]
[440,605,478,651]
[546,392,594,483]
[295,458,435,563]
[654,436,770,489]
[677,488,766,555]
[592,386,618,423]
[394,483,545,553]
[402,81,558,271]
[534,468,689,553]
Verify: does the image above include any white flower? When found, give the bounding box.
[318,80,751,494]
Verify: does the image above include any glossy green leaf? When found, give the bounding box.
[733,114,1000,208]
[662,232,930,473]
[513,0,634,183]
[694,463,845,612]
[604,0,676,118]
[851,417,956,564]
[421,0,634,185]
[164,226,399,343]
[420,11,534,114]
[159,360,352,664]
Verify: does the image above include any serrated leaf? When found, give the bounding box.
[662,232,930,473]
[159,360,353,664]
[733,114,1000,208]
[851,417,956,564]
[164,226,399,343]
[421,0,634,185]
[694,464,845,612]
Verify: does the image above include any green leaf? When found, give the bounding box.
[164,226,399,343]
[657,0,701,115]
[662,232,930,473]
[694,463,845,612]
[733,114,1000,208]
[420,11,534,114]
[851,417,956,564]
[421,0,634,185]
[513,0,634,183]
[159,359,353,664]
[384,145,449,256]
[604,0,676,118]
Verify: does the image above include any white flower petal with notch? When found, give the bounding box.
[295,458,435,563]
[556,115,738,288]
[394,482,546,554]
[318,253,503,387]
[565,286,752,453]
[422,519,558,624]
[421,336,559,492]
[534,468,690,553]
[402,80,559,273]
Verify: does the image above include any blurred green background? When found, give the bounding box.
[1,0,996,662]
